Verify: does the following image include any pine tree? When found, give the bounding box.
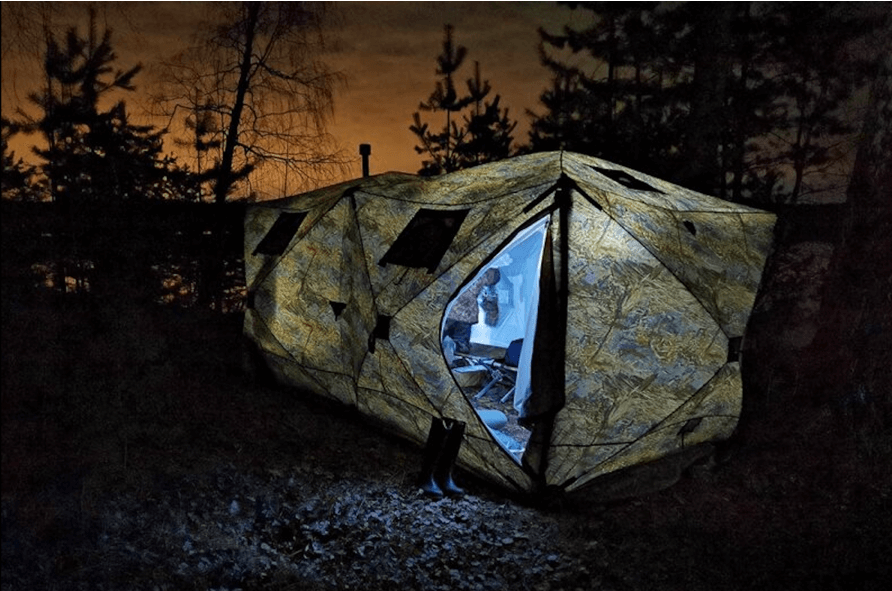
[531,3,879,203]
[529,3,698,182]
[16,10,180,295]
[411,25,517,175]
[19,10,164,206]
[411,25,474,175]
[457,62,516,168]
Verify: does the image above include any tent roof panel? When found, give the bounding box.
[243,150,776,496]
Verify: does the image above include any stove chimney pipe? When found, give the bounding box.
[359,144,371,178]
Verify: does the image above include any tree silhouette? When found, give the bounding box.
[153,1,346,201]
[530,3,680,176]
[173,91,222,202]
[14,10,181,295]
[411,25,516,175]
[1,117,39,201]
[19,11,144,206]
[530,2,879,203]
[769,4,874,204]
[814,14,892,428]
[411,24,474,175]
[457,62,517,168]
[152,2,347,310]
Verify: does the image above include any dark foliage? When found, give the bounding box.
[1,117,39,201]
[16,10,180,206]
[529,2,881,203]
[2,196,890,590]
[411,25,517,175]
[1,200,246,310]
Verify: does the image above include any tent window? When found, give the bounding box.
[373,314,391,340]
[253,211,308,256]
[379,208,470,273]
[592,167,663,194]
[329,301,347,320]
[678,417,702,437]
[727,336,742,363]
[683,220,697,236]
[368,314,392,353]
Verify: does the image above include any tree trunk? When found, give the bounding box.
[813,21,891,421]
[679,2,733,195]
[205,3,259,311]
[214,2,259,205]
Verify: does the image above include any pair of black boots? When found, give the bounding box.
[418,417,466,498]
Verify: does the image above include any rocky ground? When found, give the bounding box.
[2,223,890,591]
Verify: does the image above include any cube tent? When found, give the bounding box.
[243,151,776,494]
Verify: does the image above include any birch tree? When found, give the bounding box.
[154,1,346,201]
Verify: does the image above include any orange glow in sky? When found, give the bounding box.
[2,2,580,198]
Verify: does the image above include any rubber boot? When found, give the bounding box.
[434,419,466,496]
[418,417,447,498]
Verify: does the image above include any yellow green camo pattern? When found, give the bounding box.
[243,151,775,494]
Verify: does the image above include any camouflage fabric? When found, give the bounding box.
[243,151,775,494]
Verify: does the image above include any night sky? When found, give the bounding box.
[2,1,580,193]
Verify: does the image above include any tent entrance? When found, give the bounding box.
[442,217,549,463]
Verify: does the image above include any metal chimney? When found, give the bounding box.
[359,144,371,178]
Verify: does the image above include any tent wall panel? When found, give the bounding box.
[556,363,743,491]
[356,387,433,447]
[244,309,292,361]
[558,202,727,444]
[244,151,776,496]
[304,369,358,408]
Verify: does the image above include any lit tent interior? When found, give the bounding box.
[243,151,776,495]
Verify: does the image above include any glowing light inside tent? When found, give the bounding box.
[441,216,550,462]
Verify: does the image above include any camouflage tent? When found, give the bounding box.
[243,151,775,494]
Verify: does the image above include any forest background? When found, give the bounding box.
[1,3,890,587]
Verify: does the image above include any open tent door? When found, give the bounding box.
[441,216,550,462]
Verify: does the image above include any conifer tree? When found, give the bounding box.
[411,24,474,175]
[457,62,517,168]
[530,3,668,169]
[16,10,179,295]
[411,25,517,175]
[19,10,166,206]
[530,2,879,203]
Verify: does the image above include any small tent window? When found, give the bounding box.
[329,301,347,320]
[373,314,391,340]
[253,211,308,256]
[368,314,392,353]
[592,167,663,193]
[683,220,697,236]
[379,208,470,274]
[727,336,742,363]
[678,417,702,437]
